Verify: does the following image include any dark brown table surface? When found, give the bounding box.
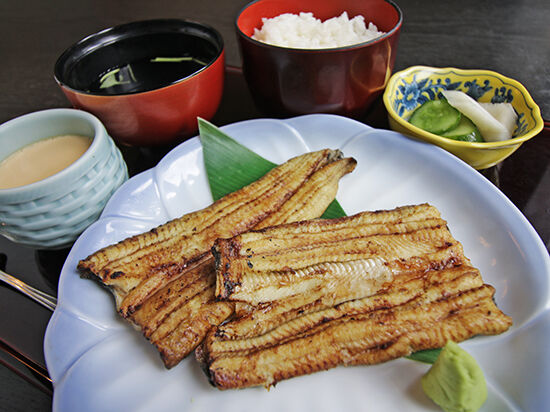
[1,0,549,410]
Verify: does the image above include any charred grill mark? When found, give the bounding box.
[110,271,124,279]
[223,277,240,297]
[211,245,222,269]
[372,340,395,351]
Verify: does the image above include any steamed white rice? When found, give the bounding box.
[252,12,385,49]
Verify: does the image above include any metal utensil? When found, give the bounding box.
[0,269,57,311]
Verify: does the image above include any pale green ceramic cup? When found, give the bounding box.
[0,109,128,249]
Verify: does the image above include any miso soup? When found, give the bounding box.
[56,25,222,96]
[87,55,208,95]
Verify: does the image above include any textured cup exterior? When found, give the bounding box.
[0,109,128,249]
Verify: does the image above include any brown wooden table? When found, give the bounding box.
[1,0,549,410]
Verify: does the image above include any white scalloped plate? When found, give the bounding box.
[44,114,550,412]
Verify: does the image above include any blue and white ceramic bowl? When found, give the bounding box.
[383,66,544,169]
[0,109,128,249]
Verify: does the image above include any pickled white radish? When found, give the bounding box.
[441,90,513,142]
[480,102,517,139]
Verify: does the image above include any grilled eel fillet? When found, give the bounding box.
[199,204,512,389]
[77,149,356,368]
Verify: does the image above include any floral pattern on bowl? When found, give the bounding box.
[392,73,531,136]
[383,66,544,169]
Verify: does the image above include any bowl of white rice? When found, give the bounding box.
[235,0,402,117]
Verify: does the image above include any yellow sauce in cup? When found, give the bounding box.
[0,135,92,189]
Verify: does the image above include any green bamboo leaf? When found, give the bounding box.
[198,118,345,219]
[321,199,347,219]
[406,348,442,364]
[199,118,276,201]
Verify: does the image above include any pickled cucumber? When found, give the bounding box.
[441,116,483,142]
[409,100,462,135]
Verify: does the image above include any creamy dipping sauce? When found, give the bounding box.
[0,134,92,189]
